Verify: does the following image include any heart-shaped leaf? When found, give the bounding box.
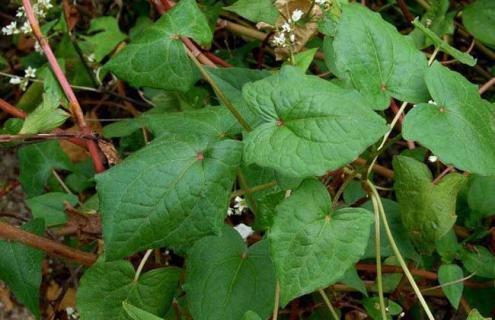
[243,66,387,178]
[393,155,467,253]
[269,179,373,306]
[438,264,464,309]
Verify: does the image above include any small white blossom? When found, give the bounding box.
[227,207,236,216]
[24,66,37,78]
[20,21,32,34]
[291,9,304,22]
[2,21,20,36]
[428,99,437,105]
[233,196,247,213]
[281,22,292,33]
[233,223,254,241]
[428,155,438,163]
[315,0,328,5]
[9,76,22,85]
[399,312,406,318]
[87,53,96,63]
[66,307,75,315]
[34,41,43,53]
[39,0,53,9]
[16,7,25,18]
[289,33,296,43]
[272,32,287,47]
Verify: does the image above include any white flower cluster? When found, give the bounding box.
[1,0,53,36]
[227,196,247,216]
[271,8,305,48]
[9,66,37,91]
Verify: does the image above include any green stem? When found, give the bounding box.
[230,180,277,199]
[369,182,387,320]
[272,281,280,320]
[318,289,340,320]
[368,182,435,320]
[134,249,153,282]
[185,47,253,132]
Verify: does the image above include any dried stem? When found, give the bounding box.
[22,0,105,173]
[0,221,97,266]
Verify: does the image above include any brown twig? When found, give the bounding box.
[0,98,27,119]
[22,0,105,173]
[354,158,394,179]
[479,77,495,95]
[397,0,414,24]
[0,221,97,266]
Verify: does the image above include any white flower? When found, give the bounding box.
[233,196,247,213]
[289,33,296,43]
[20,21,32,34]
[34,41,43,53]
[281,22,292,33]
[291,9,304,22]
[9,77,22,85]
[399,312,406,318]
[87,53,96,63]
[233,223,254,241]
[227,208,236,216]
[428,155,438,163]
[428,99,437,105]
[39,0,53,9]
[2,21,20,36]
[315,0,327,5]
[272,32,287,47]
[16,7,25,18]
[24,66,37,78]
[66,307,75,315]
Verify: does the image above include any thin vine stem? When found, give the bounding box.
[134,249,153,282]
[318,289,339,320]
[369,183,387,320]
[272,281,280,320]
[368,182,435,320]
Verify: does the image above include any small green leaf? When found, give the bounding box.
[19,93,70,134]
[338,267,367,296]
[393,156,467,253]
[77,259,180,320]
[467,175,495,217]
[438,264,464,309]
[184,226,276,320]
[362,297,402,320]
[329,3,429,109]
[224,0,279,25]
[18,141,73,197]
[410,0,455,49]
[436,230,461,263]
[0,219,44,319]
[241,311,262,320]
[463,0,495,47]
[26,192,78,226]
[123,302,163,320]
[466,309,491,320]
[80,17,127,62]
[290,48,318,71]
[269,179,373,306]
[412,18,476,66]
[461,246,495,279]
[403,62,495,176]
[96,134,242,260]
[105,0,212,91]
[243,66,387,178]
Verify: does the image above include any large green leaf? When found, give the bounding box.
[269,179,373,306]
[403,62,495,176]
[105,0,212,91]
[242,66,387,178]
[438,264,464,309]
[96,134,242,260]
[184,226,276,320]
[328,3,429,109]
[123,302,163,320]
[463,0,495,47]
[0,219,44,319]
[77,259,180,320]
[393,156,467,253]
[18,141,73,197]
[224,0,279,25]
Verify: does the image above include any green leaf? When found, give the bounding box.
[18,141,73,197]
[461,246,495,279]
[224,0,279,25]
[241,311,262,320]
[412,18,476,66]
[467,175,495,217]
[77,259,180,320]
[19,93,70,134]
[329,3,429,109]
[26,192,78,226]
[144,106,241,139]
[438,264,464,309]
[0,219,44,319]
[362,199,419,262]
[338,267,367,296]
[269,179,373,306]
[96,134,242,260]
[436,230,461,263]
[466,309,491,320]
[393,155,467,253]
[105,0,212,91]
[463,0,495,47]
[243,66,387,178]
[205,67,271,127]
[103,118,146,139]
[403,62,495,176]
[410,0,455,49]
[362,297,402,320]
[80,17,127,62]
[123,302,163,320]
[290,48,318,72]
[184,226,276,320]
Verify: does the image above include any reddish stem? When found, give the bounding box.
[0,98,27,119]
[22,0,105,173]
